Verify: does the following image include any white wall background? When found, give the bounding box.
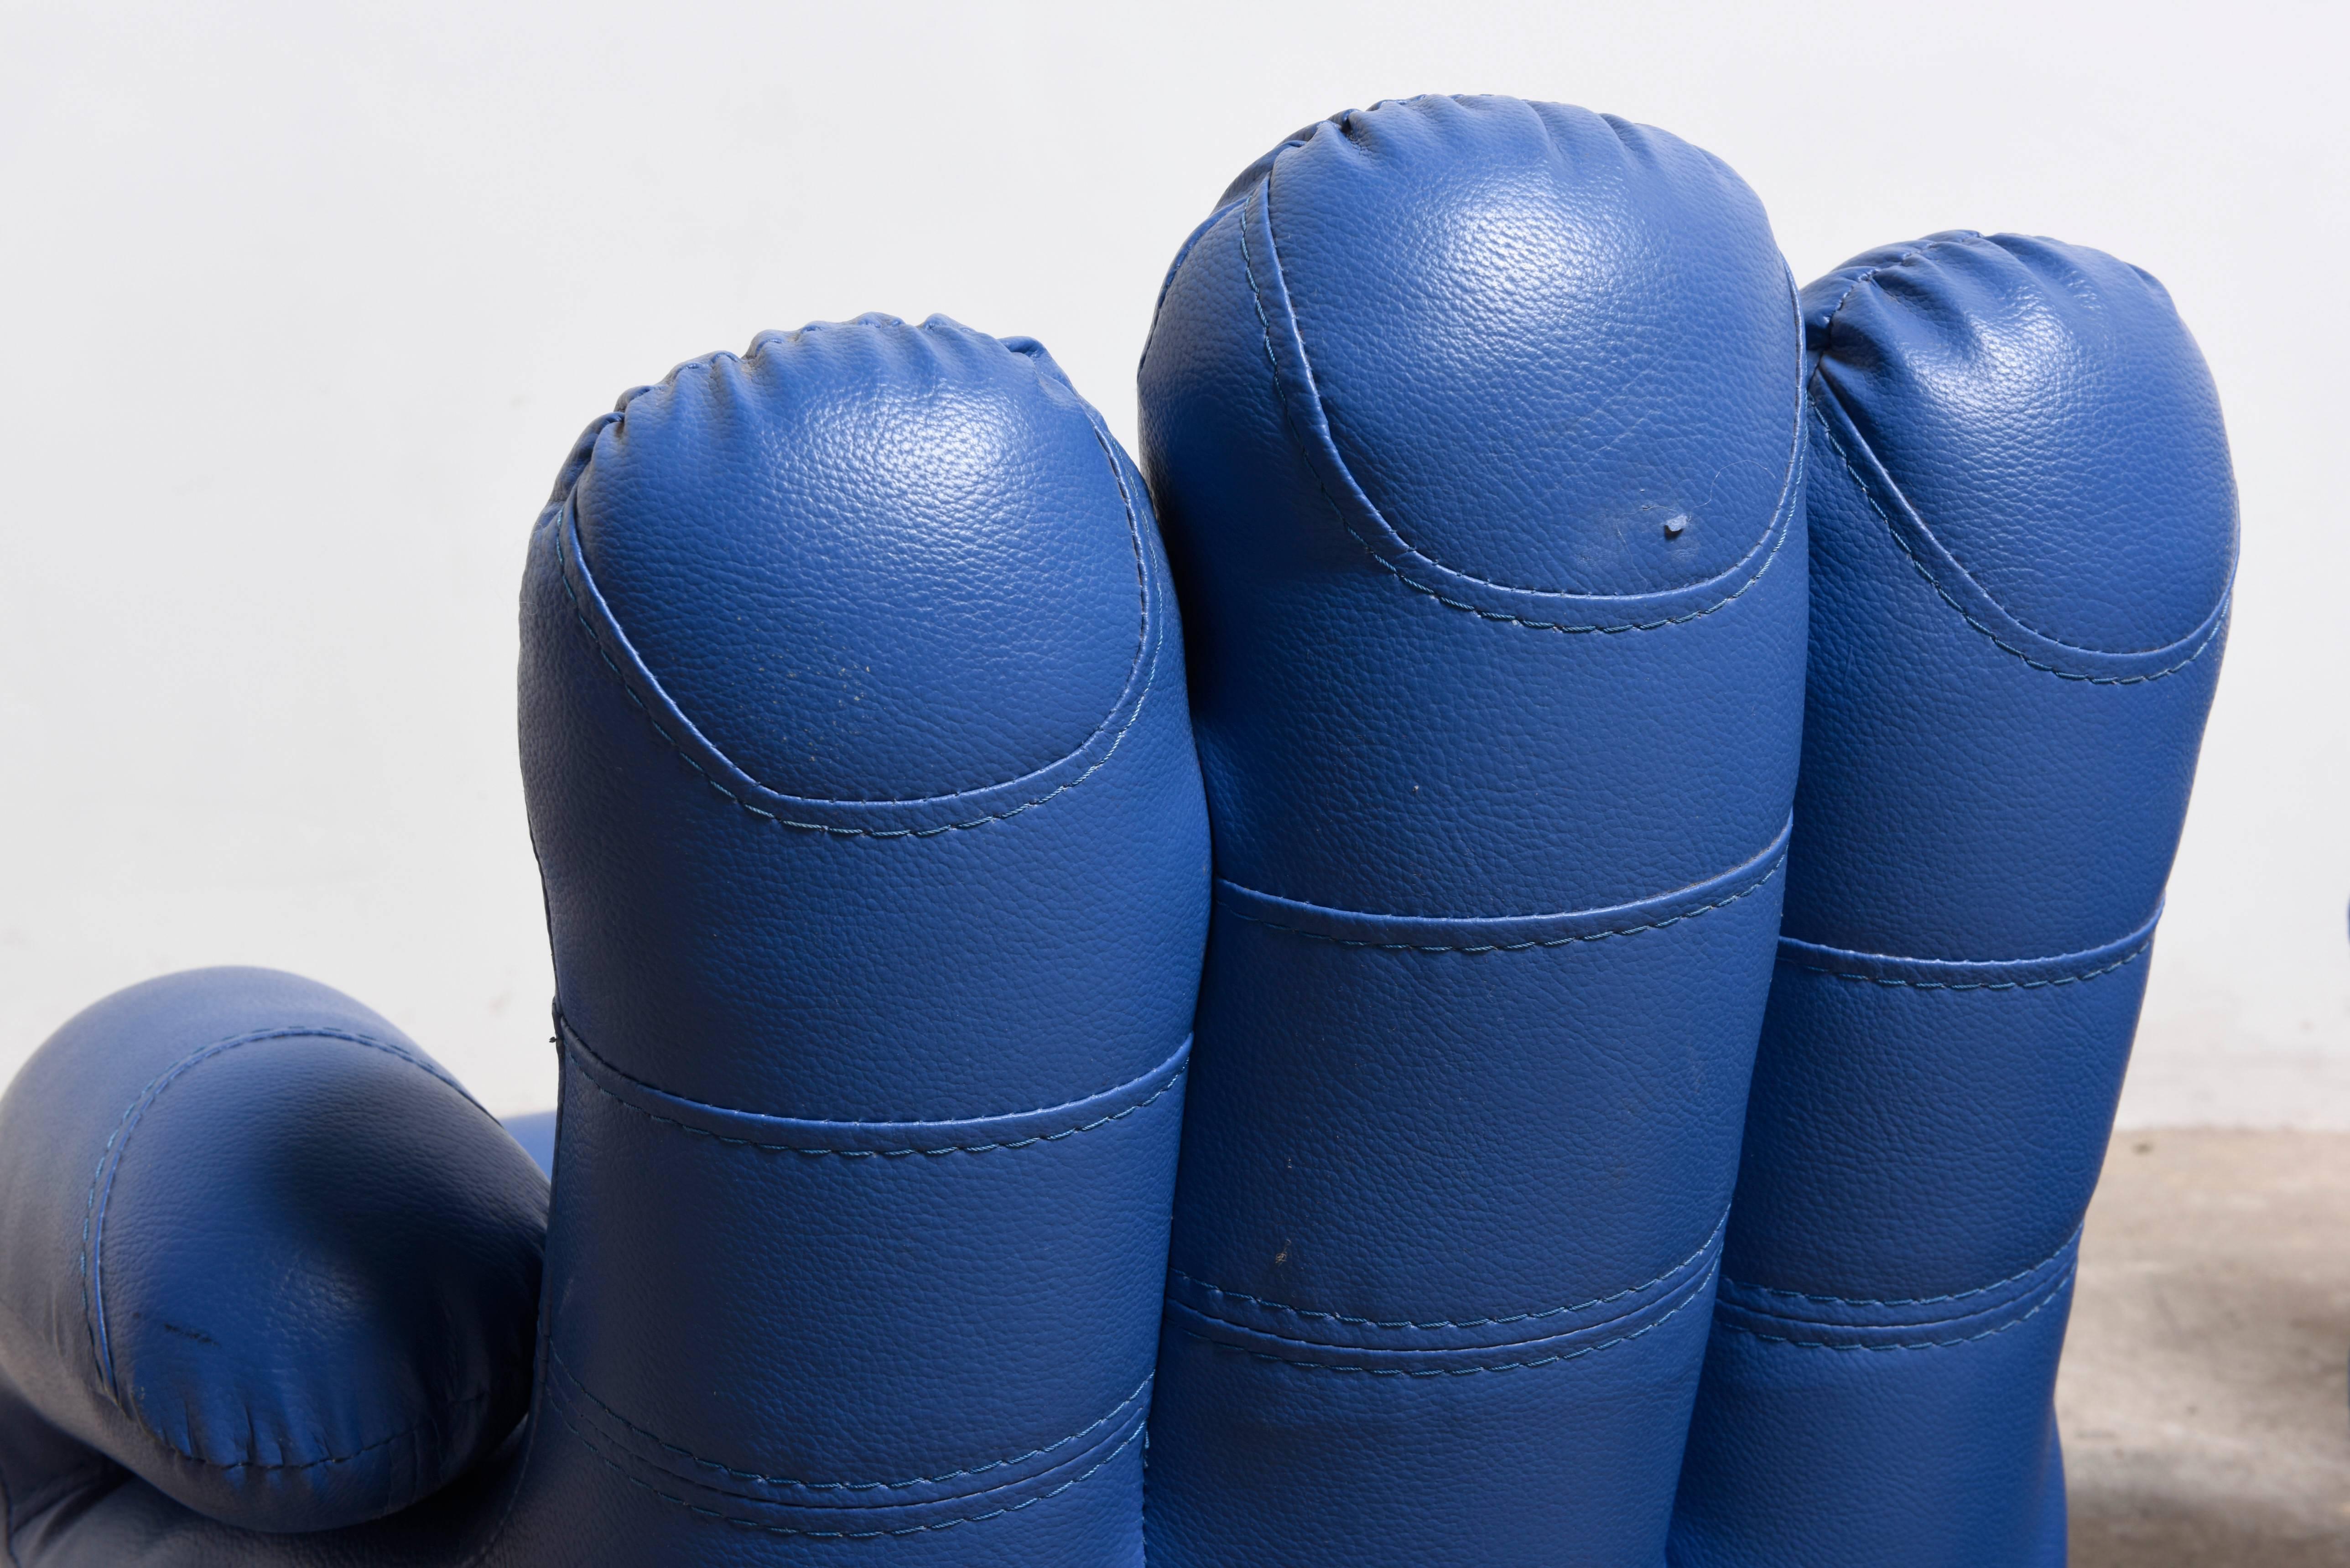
[2,0,2342,1121]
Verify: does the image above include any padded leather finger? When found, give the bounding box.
[0,968,547,1535]
[1139,96,1806,1565]
[498,317,1207,1565]
[0,1400,521,1567]
[1669,233,2235,1565]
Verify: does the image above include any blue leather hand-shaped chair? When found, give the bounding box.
[0,316,1210,1564]
[0,104,2235,1568]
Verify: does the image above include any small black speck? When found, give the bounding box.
[133,1311,220,1346]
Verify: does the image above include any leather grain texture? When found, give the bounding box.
[531,322,1202,1122]
[496,316,1207,1566]
[0,316,1209,1565]
[1668,232,2235,1566]
[1137,95,1806,1566]
[499,1112,556,1179]
[0,968,547,1536]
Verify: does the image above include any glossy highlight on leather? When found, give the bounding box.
[0,315,1209,1567]
[1139,95,1807,1566]
[1669,233,2234,1567]
[499,314,1208,1567]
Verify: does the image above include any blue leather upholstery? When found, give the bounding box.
[0,129,2241,1568]
[1669,233,2234,1565]
[0,315,1208,1564]
[1137,96,1806,1564]
[0,967,547,1535]
[499,1112,557,1179]
[504,317,1205,1566]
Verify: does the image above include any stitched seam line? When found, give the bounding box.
[1813,244,1938,339]
[1716,1270,2072,1351]
[1724,1228,2080,1309]
[80,1027,479,1406]
[1237,182,1794,636]
[619,321,1161,754]
[1783,938,2148,991]
[1169,1216,1722,1331]
[548,1345,1147,1493]
[141,1392,492,1474]
[551,523,1158,839]
[545,1403,1141,1539]
[1221,849,1782,954]
[1812,246,2234,664]
[1181,1267,1712,1376]
[564,1048,1185,1159]
[1814,405,2220,686]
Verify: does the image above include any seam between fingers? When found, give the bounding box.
[449,1324,542,1568]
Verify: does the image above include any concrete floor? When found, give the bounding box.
[2059,1130,2350,1564]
